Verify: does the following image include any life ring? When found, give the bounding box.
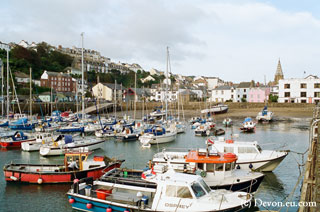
[224,153,236,158]
[226,139,234,144]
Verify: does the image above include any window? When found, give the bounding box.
[166,185,192,198]
[215,163,223,171]
[238,147,258,153]
[191,182,206,198]
[314,83,320,88]
[231,95,234,98]
[244,89,246,92]
[216,91,218,94]
[300,83,307,89]
[225,163,232,171]
[206,163,214,172]
[224,147,234,153]
[257,94,260,99]
[284,84,290,89]
[243,95,247,99]
[301,92,307,97]
[221,91,224,95]
[285,92,290,97]
[301,100,306,103]
[315,92,320,98]
[197,163,204,170]
[199,179,211,193]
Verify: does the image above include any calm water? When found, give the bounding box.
[0,119,310,212]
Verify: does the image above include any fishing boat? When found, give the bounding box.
[209,137,288,172]
[256,106,273,122]
[3,149,123,184]
[0,131,36,148]
[201,104,228,115]
[152,148,264,193]
[139,125,177,146]
[67,169,252,212]
[39,135,104,156]
[222,118,233,127]
[240,117,256,133]
[194,124,210,136]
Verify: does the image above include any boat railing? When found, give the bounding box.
[228,177,258,194]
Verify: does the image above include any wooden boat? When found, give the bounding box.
[0,131,36,148]
[3,150,124,184]
[67,170,252,212]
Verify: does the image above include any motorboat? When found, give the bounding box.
[4,149,123,184]
[201,104,228,114]
[67,169,252,212]
[116,126,140,142]
[240,117,256,133]
[139,125,177,146]
[39,135,104,156]
[21,133,57,152]
[57,124,85,133]
[223,118,233,127]
[0,131,36,148]
[209,137,288,172]
[152,148,264,193]
[256,106,273,122]
[194,124,210,137]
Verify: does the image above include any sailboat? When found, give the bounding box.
[139,47,177,146]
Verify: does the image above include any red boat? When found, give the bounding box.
[3,150,124,184]
[0,131,36,148]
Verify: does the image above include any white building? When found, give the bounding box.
[14,72,30,83]
[278,75,320,103]
[235,82,252,102]
[92,83,124,102]
[141,75,155,83]
[210,85,236,102]
[206,77,224,90]
[150,90,178,102]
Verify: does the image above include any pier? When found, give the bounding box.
[299,104,320,211]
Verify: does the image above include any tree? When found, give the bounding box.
[268,94,278,103]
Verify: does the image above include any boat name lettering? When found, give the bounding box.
[164,203,192,209]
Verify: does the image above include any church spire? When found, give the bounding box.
[274,58,284,84]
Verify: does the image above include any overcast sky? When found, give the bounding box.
[1,0,320,83]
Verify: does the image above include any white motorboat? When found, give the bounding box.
[39,135,104,156]
[210,137,288,172]
[152,148,264,193]
[256,106,273,122]
[21,133,56,152]
[240,117,256,133]
[194,124,210,136]
[139,125,177,145]
[67,168,252,212]
[201,104,228,114]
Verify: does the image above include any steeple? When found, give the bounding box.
[274,58,284,84]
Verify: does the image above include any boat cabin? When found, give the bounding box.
[212,139,262,155]
[14,113,28,120]
[64,151,90,171]
[36,133,52,142]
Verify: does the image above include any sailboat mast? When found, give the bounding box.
[50,84,53,115]
[6,48,9,120]
[81,32,85,121]
[1,59,3,117]
[134,72,136,120]
[165,46,169,121]
[29,67,32,118]
[114,80,117,119]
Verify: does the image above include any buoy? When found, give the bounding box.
[37,178,43,184]
[106,208,112,212]
[236,165,241,169]
[86,203,92,209]
[68,198,75,204]
[249,163,253,169]
[73,179,79,184]
[226,139,234,144]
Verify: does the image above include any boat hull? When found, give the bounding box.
[148,134,176,144]
[3,162,122,184]
[0,139,36,148]
[40,140,104,156]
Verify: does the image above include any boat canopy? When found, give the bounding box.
[185,150,237,164]
[64,135,74,144]
[244,117,252,122]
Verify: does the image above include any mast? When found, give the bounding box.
[6,47,9,120]
[81,32,85,121]
[29,67,32,118]
[1,59,3,117]
[76,80,79,114]
[134,72,136,120]
[50,83,53,115]
[114,80,117,119]
[165,46,169,121]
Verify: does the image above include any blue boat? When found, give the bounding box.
[57,126,84,133]
[0,120,9,127]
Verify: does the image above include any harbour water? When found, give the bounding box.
[0,119,309,212]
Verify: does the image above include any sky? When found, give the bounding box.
[1,0,320,83]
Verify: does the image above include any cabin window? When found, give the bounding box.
[225,163,232,171]
[165,185,192,199]
[198,163,204,170]
[238,147,258,153]
[191,182,206,198]
[224,147,234,153]
[199,179,211,193]
[206,163,214,172]
[215,163,223,171]
[81,156,86,161]
[256,145,262,152]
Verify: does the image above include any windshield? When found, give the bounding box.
[191,182,206,198]
[257,145,262,153]
[199,179,211,193]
